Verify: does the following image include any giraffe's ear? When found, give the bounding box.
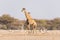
[28,12,30,14]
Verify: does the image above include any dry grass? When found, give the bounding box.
[0,30,60,40]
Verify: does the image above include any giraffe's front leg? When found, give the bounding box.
[27,24,30,30]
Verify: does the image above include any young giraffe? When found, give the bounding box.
[21,8,37,30]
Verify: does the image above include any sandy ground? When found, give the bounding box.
[0,30,60,40]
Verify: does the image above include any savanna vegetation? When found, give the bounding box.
[0,14,60,30]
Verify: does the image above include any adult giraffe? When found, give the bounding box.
[21,8,37,30]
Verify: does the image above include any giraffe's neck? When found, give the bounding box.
[23,10,32,20]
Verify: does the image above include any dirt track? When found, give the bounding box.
[0,30,60,40]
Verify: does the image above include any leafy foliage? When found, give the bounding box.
[0,14,60,30]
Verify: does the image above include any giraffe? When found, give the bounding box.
[21,8,37,30]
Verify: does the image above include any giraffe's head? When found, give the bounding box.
[21,8,26,12]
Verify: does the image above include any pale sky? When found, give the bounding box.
[0,0,60,20]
